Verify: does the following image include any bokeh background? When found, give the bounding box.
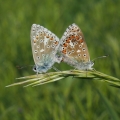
[0,0,120,120]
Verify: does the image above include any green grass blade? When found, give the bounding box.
[6,70,120,88]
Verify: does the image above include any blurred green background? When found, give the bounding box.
[0,0,120,120]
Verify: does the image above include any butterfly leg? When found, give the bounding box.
[92,68,96,71]
[52,66,61,72]
[85,69,88,77]
[70,68,77,80]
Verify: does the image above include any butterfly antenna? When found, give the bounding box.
[16,65,33,69]
[92,55,109,62]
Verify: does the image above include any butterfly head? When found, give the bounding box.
[33,62,51,73]
[76,61,94,70]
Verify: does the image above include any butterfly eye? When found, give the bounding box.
[33,65,37,71]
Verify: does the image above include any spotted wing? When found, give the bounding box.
[60,23,90,62]
[30,24,59,65]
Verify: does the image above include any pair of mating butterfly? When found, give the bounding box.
[31,23,94,73]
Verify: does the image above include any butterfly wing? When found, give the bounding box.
[60,23,90,63]
[30,24,59,66]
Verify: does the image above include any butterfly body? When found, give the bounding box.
[31,24,61,73]
[59,23,94,70]
[62,56,94,70]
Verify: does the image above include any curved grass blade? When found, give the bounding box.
[6,70,120,88]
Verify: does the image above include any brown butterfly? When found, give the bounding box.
[59,23,94,70]
[31,24,61,73]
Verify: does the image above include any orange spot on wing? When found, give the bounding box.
[79,39,83,43]
[76,36,80,40]
[63,43,68,47]
[66,39,70,43]
[36,36,39,39]
[50,37,53,40]
[33,39,36,43]
[54,41,59,45]
[46,36,49,38]
[62,49,66,54]
[71,35,75,39]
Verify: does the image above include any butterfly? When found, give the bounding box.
[31,24,61,73]
[59,23,94,70]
